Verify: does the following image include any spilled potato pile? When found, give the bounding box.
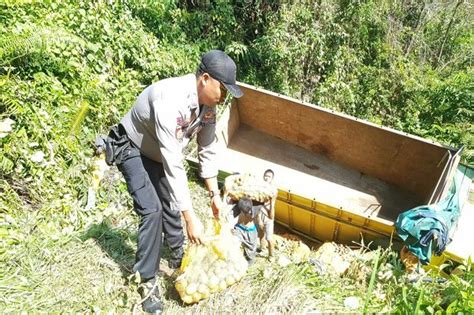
[175,221,248,304]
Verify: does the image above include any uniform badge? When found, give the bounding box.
[176,117,188,142]
[202,108,216,124]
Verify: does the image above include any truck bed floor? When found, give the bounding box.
[218,124,421,221]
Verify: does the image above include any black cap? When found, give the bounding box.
[199,50,243,98]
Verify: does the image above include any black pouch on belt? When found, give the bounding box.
[104,124,131,165]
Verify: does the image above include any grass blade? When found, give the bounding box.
[363,249,380,314]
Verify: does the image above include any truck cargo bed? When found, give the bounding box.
[218,124,420,222]
[194,83,464,248]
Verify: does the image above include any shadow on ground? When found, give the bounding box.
[81,220,181,282]
[81,220,137,281]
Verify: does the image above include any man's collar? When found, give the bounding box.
[185,73,199,110]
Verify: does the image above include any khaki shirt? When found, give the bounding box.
[121,74,219,212]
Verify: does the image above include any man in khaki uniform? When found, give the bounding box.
[108,50,243,313]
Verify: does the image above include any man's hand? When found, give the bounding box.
[203,177,222,219]
[182,211,203,245]
[211,195,223,219]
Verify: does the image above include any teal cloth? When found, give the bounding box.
[395,167,470,265]
[235,223,257,232]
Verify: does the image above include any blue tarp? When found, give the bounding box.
[395,167,470,265]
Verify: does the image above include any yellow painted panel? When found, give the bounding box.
[291,205,312,236]
[276,190,468,271]
[334,223,365,244]
[275,199,289,224]
[276,192,396,243]
[312,214,338,242]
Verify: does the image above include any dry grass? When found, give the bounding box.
[2,170,470,314]
[160,262,315,315]
[1,171,316,314]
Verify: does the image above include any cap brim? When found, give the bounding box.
[223,83,243,98]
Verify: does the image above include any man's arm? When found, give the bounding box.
[181,210,203,244]
[153,99,202,243]
[197,108,223,218]
[204,176,223,219]
[268,197,276,220]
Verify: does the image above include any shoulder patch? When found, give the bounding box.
[202,107,216,124]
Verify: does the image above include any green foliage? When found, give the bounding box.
[1,0,472,312]
[246,0,472,163]
[419,70,474,160]
[444,266,474,313]
[302,244,474,313]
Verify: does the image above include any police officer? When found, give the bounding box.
[110,50,243,313]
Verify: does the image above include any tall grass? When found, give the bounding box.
[363,250,380,314]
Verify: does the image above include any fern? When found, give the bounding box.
[0,154,15,175]
[0,31,45,66]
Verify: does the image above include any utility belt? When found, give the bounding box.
[94,124,135,166]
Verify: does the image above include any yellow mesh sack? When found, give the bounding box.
[175,220,248,304]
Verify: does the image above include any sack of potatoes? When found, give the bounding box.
[175,221,248,304]
[224,173,276,203]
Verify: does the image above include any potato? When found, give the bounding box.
[218,280,227,291]
[198,273,209,285]
[182,295,193,304]
[209,274,219,288]
[209,284,219,293]
[192,292,202,303]
[175,279,187,295]
[175,213,252,304]
[225,275,236,286]
[185,283,197,295]
[198,284,210,297]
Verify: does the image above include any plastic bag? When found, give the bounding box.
[224,173,276,203]
[175,220,248,304]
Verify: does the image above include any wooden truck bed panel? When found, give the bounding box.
[236,84,451,202]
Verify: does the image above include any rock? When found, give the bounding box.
[344,296,359,309]
[277,255,292,267]
[292,242,311,263]
[313,242,351,275]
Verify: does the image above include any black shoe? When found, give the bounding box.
[139,279,163,314]
[168,247,184,269]
[168,257,182,269]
